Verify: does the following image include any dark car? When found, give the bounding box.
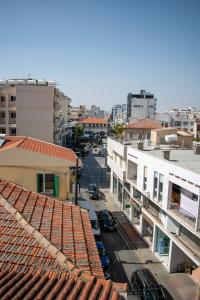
[98,209,116,231]
[96,241,110,269]
[88,183,99,200]
[131,269,173,300]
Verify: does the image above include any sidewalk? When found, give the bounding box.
[102,188,198,300]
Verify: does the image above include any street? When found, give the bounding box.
[79,152,197,300]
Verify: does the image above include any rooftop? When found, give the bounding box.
[0,136,79,163]
[0,179,103,278]
[80,118,108,124]
[0,179,127,299]
[124,118,163,129]
[147,149,200,174]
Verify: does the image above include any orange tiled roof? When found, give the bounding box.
[80,117,108,124]
[0,268,126,299]
[124,118,163,129]
[0,179,103,278]
[0,136,78,162]
[0,180,127,299]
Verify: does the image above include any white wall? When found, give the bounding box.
[16,85,54,143]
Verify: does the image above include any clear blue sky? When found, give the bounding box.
[0,0,200,111]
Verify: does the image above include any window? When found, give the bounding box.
[143,166,147,190]
[37,174,59,197]
[158,174,164,201]
[175,121,181,127]
[10,128,16,135]
[0,128,6,134]
[10,112,16,118]
[10,96,16,102]
[1,112,5,118]
[0,96,5,102]
[153,172,158,198]
[154,172,164,202]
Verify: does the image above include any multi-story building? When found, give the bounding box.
[0,78,69,144]
[107,136,200,273]
[111,104,127,124]
[80,117,110,135]
[87,105,105,118]
[127,90,157,122]
[69,105,86,121]
[156,107,200,136]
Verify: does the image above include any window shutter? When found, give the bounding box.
[53,175,59,197]
[37,174,42,193]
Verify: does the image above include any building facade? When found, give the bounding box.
[0,79,69,144]
[107,137,200,273]
[111,104,127,124]
[127,90,157,122]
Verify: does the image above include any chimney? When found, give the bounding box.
[162,150,170,160]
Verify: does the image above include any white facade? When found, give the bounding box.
[107,137,200,272]
[0,79,69,144]
[111,104,127,124]
[127,90,156,122]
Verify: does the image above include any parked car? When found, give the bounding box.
[88,183,99,199]
[96,241,110,269]
[131,269,173,299]
[98,209,116,231]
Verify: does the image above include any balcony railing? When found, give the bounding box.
[169,203,196,229]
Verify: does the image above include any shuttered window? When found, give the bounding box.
[37,173,59,197]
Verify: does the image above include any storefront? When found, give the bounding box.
[123,188,131,219]
[113,173,118,198]
[118,180,123,203]
[155,227,170,266]
[142,215,154,246]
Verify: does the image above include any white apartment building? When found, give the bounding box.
[111,104,127,124]
[156,107,200,136]
[107,136,200,273]
[0,79,70,144]
[127,90,157,123]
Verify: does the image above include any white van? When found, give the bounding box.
[78,199,100,236]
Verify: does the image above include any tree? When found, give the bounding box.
[73,124,84,145]
[112,124,124,138]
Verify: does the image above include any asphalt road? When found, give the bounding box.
[79,152,140,299]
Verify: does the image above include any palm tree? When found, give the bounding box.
[112,124,124,139]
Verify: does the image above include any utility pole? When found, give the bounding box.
[74,158,79,205]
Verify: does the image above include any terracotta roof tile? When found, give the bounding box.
[80,117,108,124]
[0,179,104,278]
[124,118,163,129]
[0,179,127,299]
[0,136,79,163]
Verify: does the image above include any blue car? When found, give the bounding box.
[96,241,110,269]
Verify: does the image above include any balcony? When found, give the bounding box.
[127,160,137,186]
[169,204,196,229]
[169,183,197,230]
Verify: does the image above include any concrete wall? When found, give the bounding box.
[0,165,70,200]
[0,148,76,200]
[16,86,54,142]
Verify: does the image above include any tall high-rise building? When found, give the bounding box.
[127,90,157,122]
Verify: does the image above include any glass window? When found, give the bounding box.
[10,96,16,101]
[113,174,117,197]
[10,112,16,118]
[158,174,164,201]
[143,166,147,190]
[0,96,5,102]
[153,172,158,198]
